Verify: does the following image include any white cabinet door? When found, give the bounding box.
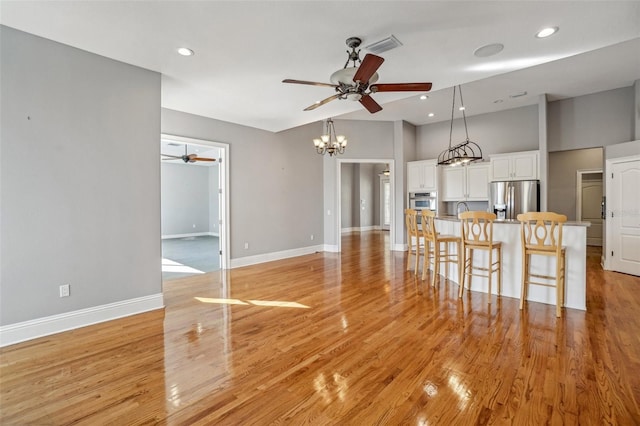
[490,157,512,181]
[490,151,538,181]
[407,162,423,192]
[466,163,490,200]
[442,167,465,201]
[512,153,538,180]
[407,160,437,192]
[422,162,436,191]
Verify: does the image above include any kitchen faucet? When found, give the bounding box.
[456,201,470,215]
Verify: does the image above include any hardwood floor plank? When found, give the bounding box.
[1,233,639,424]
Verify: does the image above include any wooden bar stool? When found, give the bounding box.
[420,210,462,287]
[517,212,567,317]
[404,208,423,274]
[458,211,502,300]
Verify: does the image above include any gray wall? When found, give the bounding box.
[548,86,634,151]
[417,105,539,159]
[161,163,212,236]
[0,27,162,325]
[161,109,324,259]
[548,148,603,220]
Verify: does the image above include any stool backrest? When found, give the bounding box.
[405,208,419,237]
[517,212,567,253]
[458,211,497,246]
[419,209,437,241]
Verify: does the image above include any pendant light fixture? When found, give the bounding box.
[313,118,347,157]
[437,85,483,166]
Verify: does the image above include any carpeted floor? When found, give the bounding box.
[161,235,220,280]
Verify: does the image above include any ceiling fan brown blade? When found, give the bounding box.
[283,79,339,88]
[370,83,433,92]
[353,54,384,85]
[193,157,216,162]
[303,93,341,111]
[359,95,383,114]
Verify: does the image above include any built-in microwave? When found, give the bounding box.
[409,192,437,212]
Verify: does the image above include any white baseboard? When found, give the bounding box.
[162,232,218,240]
[231,245,324,268]
[393,243,408,252]
[341,225,380,234]
[0,293,164,348]
[323,244,339,253]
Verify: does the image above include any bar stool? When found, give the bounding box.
[458,211,502,300]
[420,210,462,287]
[404,208,423,274]
[517,212,567,317]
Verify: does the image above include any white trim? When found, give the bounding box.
[0,294,164,347]
[341,226,378,234]
[161,134,230,270]
[394,243,408,252]
[323,244,339,252]
[230,245,324,268]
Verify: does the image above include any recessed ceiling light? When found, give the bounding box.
[473,43,504,58]
[459,106,465,111]
[420,95,428,100]
[536,27,558,38]
[177,47,194,56]
[428,113,435,117]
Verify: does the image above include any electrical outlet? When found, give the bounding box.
[192,224,196,228]
[310,234,314,240]
[59,284,70,298]
[244,242,249,249]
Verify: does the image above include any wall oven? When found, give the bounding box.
[409,192,437,222]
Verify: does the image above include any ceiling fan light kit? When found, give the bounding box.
[283,36,432,114]
[437,85,483,167]
[313,118,347,157]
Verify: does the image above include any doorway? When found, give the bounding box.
[336,159,395,252]
[576,169,603,246]
[160,134,230,280]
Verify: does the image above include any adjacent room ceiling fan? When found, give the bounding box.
[283,37,432,113]
[161,144,216,163]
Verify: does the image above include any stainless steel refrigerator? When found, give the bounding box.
[489,180,540,220]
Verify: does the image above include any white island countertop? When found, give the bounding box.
[428,216,589,311]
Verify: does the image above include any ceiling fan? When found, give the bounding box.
[283,37,432,113]
[161,145,216,163]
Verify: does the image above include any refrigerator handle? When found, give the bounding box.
[509,184,515,220]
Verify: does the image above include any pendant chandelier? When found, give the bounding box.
[437,85,483,166]
[313,118,347,157]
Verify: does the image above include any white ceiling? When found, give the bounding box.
[1,1,639,133]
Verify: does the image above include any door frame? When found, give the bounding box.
[379,175,391,231]
[576,168,603,246]
[604,154,640,271]
[161,134,230,270]
[336,158,395,253]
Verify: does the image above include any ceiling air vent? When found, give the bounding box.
[365,35,403,55]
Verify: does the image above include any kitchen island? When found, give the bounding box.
[433,216,589,311]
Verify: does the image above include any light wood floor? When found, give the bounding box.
[1,232,639,424]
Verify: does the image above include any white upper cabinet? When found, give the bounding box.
[490,150,539,181]
[441,163,490,201]
[407,160,437,192]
